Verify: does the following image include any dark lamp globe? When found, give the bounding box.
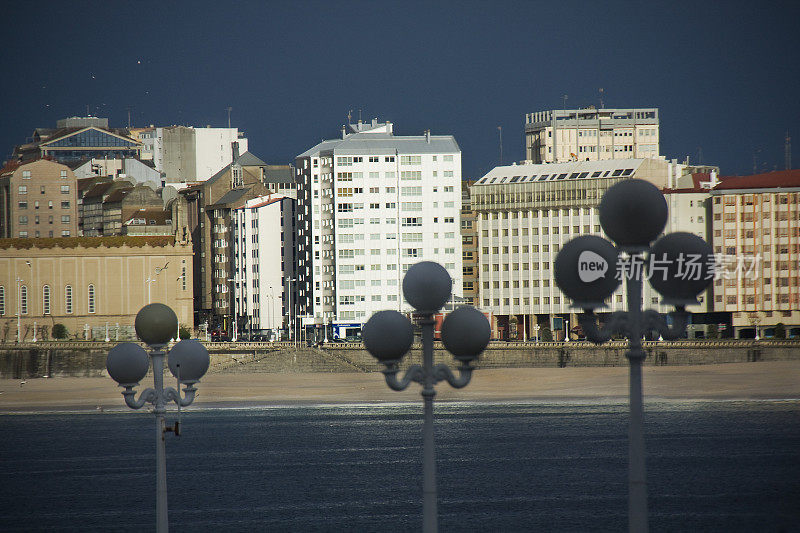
[106,342,150,385]
[363,310,414,363]
[554,235,621,309]
[441,306,491,362]
[168,339,210,383]
[599,179,668,251]
[135,303,178,346]
[647,232,714,307]
[402,261,452,314]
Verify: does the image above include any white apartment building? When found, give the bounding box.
[137,126,249,184]
[231,195,296,340]
[295,120,463,339]
[524,108,660,164]
[470,157,712,340]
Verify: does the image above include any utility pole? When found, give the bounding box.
[226,107,232,128]
[786,130,792,170]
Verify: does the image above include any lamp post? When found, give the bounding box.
[362,261,491,533]
[554,179,714,533]
[565,318,570,342]
[146,277,156,305]
[106,304,210,532]
[533,322,540,343]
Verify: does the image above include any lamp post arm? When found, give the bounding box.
[121,386,157,410]
[382,364,425,391]
[432,363,474,389]
[643,308,689,341]
[578,311,628,345]
[164,384,198,407]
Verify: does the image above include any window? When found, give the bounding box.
[61,201,70,209]
[0,286,4,315]
[60,170,68,179]
[21,285,28,314]
[22,170,31,179]
[18,185,27,194]
[88,284,96,313]
[19,215,28,225]
[61,215,70,223]
[42,285,51,315]
[61,185,70,195]
[40,186,46,194]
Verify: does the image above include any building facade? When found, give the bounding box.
[0,236,193,342]
[136,126,249,184]
[179,151,293,331]
[470,158,702,340]
[0,159,79,239]
[295,120,463,339]
[709,170,800,338]
[524,107,660,164]
[461,180,479,306]
[232,195,296,340]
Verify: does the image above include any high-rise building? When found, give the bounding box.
[295,120,463,339]
[470,157,703,340]
[709,170,800,338]
[231,195,296,340]
[524,107,660,164]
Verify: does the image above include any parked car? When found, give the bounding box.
[211,331,230,342]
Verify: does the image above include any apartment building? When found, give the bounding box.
[136,126,249,184]
[461,180,479,306]
[470,157,703,340]
[231,195,296,340]
[710,170,800,338]
[524,107,660,164]
[295,120,462,339]
[0,159,79,239]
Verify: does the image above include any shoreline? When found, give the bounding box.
[1,361,798,414]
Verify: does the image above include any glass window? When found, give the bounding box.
[65,285,73,314]
[43,285,51,315]
[88,284,96,313]
[0,286,4,315]
[21,285,28,314]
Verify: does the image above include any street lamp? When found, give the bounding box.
[554,179,713,533]
[362,261,491,533]
[106,303,210,532]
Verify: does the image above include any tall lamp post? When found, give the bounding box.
[106,304,210,532]
[554,179,713,533]
[362,261,491,533]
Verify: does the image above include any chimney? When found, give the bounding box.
[425,129,431,144]
[372,118,377,127]
[231,141,240,161]
[342,125,346,139]
[357,119,362,131]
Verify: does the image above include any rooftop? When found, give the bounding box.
[473,158,646,186]
[297,122,460,158]
[712,169,800,191]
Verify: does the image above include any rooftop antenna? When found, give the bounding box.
[497,126,503,165]
[127,106,132,129]
[86,104,90,117]
[786,130,792,170]
[347,109,352,123]
[226,107,232,128]
[358,109,362,122]
[697,146,703,165]
[562,94,568,110]
[599,88,604,109]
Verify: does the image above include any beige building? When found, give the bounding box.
[0,236,193,342]
[461,180,479,306]
[710,170,800,338]
[470,157,698,340]
[525,107,660,164]
[0,159,79,239]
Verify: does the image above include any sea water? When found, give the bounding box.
[1,401,798,532]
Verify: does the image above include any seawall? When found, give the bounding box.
[1,340,798,379]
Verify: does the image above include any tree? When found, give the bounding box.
[179,325,192,340]
[540,326,553,342]
[774,323,786,339]
[707,324,719,339]
[52,324,68,339]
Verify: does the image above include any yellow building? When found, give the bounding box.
[0,236,193,342]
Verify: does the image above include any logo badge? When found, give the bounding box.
[578,251,608,283]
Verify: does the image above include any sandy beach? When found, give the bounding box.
[1,361,798,413]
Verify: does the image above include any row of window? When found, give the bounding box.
[17,185,70,194]
[20,169,69,179]
[18,200,70,209]
[18,215,70,224]
[18,230,70,237]
[0,285,94,316]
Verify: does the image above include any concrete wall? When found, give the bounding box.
[1,340,797,379]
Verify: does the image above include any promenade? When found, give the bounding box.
[1,361,798,413]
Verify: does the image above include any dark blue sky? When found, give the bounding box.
[2,1,797,178]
